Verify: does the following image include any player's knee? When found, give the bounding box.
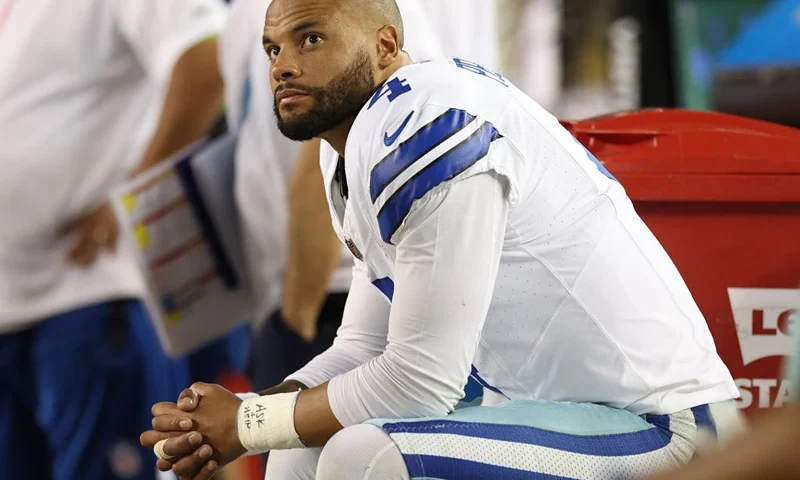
[265,448,321,480]
[317,424,409,480]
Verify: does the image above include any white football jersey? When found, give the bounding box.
[310,58,738,421]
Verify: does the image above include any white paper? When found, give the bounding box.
[111,135,253,357]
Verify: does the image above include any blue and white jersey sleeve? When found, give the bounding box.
[327,171,509,425]
[369,105,499,244]
[354,60,526,245]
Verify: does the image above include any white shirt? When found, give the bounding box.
[288,59,739,425]
[421,0,499,70]
[221,0,444,323]
[0,0,227,332]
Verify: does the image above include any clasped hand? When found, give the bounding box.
[140,383,246,480]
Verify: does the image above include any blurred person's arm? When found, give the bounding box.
[646,401,800,480]
[64,0,225,267]
[133,38,223,174]
[63,41,223,266]
[279,139,343,341]
[116,0,228,171]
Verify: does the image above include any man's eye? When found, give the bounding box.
[302,34,322,48]
[266,46,279,59]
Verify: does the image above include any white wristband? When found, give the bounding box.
[234,392,268,458]
[236,392,304,453]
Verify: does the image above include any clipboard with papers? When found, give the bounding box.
[111,133,254,358]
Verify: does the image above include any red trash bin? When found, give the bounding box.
[561,109,800,418]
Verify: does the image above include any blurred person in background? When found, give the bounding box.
[421,0,499,70]
[0,0,227,479]
[497,0,563,112]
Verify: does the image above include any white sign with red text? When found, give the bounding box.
[728,288,799,366]
[728,287,800,409]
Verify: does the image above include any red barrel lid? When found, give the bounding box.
[561,109,800,202]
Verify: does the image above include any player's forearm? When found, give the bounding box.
[293,382,345,447]
[256,379,308,397]
[282,139,343,340]
[134,38,223,175]
[285,340,379,389]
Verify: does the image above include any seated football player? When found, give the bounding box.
[140,0,743,479]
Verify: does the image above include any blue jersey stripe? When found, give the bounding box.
[402,455,573,480]
[377,121,500,243]
[470,365,508,399]
[370,109,475,202]
[691,404,717,439]
[460,377,485,404]
[572,136,617,181]
[372,277,395,301]
[381,418,672,457]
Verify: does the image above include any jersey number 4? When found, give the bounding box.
[368,78,412,110]
[366,58,508,111]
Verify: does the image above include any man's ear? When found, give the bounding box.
[375,24,402,69]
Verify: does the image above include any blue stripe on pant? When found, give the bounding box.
[0,299,191,480]
[405,456,577,480]
[374,400,710,480]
